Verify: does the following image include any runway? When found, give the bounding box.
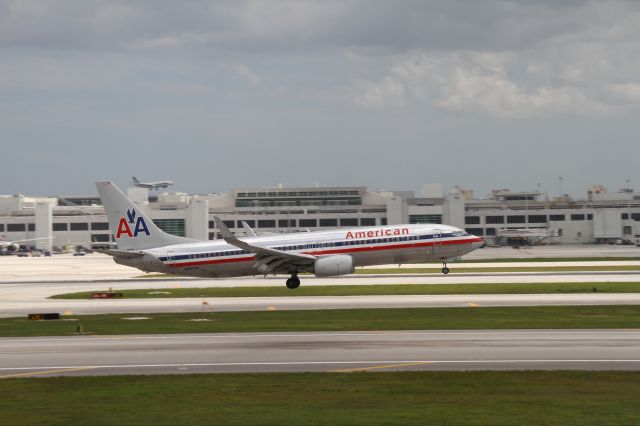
[4,293,640,318]
[2,252,640,318]
[1,329,640,377]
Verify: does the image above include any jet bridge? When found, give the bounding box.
[496,228,557,246]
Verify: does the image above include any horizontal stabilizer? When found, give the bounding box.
[94,248,145,259]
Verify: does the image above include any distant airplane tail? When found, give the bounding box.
[96,181,194,250]
[131,176,140,184]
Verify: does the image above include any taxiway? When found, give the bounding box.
[1,329,639,377]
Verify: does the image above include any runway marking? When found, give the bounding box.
[330,361,433,373]
[0,366,97,379]
[2,329,640,343]
[3,359,640,374]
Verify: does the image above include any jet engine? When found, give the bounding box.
[0,243,20,254]
[313,255,355,277]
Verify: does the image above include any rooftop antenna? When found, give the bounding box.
[558,177,563,197]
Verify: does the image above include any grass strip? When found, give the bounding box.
[1,371,640,425]
[51,282,640,299]
[3,305,640,337]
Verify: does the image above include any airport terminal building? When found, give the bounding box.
[1,183,639,252]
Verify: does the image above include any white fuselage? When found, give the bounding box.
[116,224,483,278]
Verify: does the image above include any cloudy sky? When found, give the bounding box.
[1,0,639,197]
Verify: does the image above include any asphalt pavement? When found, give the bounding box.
[1,329,639,377]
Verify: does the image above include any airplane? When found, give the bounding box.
[0,237,53,255]
[96,181,484,289]
[131,176,174,190]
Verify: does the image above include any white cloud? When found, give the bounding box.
[357,46,640,118]
[230,63,262,86]
[357,77,405,108]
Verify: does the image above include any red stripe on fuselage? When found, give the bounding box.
[165,237,482,268]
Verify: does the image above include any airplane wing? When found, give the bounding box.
[214,217,315,274]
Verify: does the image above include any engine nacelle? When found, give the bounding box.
[313,255,355,277]
[0,243,20,253]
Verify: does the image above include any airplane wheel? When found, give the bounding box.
[442,267,450,275]
[286,277,300,289]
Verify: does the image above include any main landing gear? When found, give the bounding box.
[286,273,301,289]
[441,258,450,275]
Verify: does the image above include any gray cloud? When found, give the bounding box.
[1,1,634,54]
[1,0,639,196]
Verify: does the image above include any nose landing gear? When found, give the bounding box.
[286,273,301,289]
[441,258,449,275]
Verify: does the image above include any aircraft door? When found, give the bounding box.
[166,251,176,269]
[432,229,443,256]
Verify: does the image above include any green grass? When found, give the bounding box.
[355,265,640,274]
[50,282,640,299]
[4,305,640,337]
[1,371,640,425]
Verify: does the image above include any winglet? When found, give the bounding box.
[214,216,315,262]
[214,216,237,242]
[241,221,257,237]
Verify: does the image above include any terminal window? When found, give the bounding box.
[409,215,442,224]
[70,223,89,231]
[258,220,276,228]
[319,219,338,227]
[570,214,585,221]
[91,222,110,231]
[278,219,291,228]
[91,234,110,242]
[340,218,358,227]
[7,224,26,232]
[466,228,483,236]
[223,220,235,228]
[53,223,67,231]
[549,215,565,221]
[28,224,35,231]
[528,215,547,223]
[153,219,185,237]
[507,215,526,224]
[485,228,496,236]
[360,218,377,226]
[485,216,504,224]
[299,219,317,227]
[0,224,3,232]
[465,216,480,224]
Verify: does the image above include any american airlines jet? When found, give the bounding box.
[97,181,484,289]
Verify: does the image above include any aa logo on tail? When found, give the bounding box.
[116,209,150,238]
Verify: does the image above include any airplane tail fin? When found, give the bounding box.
[132,176,140,184]
[96,181,194,250]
